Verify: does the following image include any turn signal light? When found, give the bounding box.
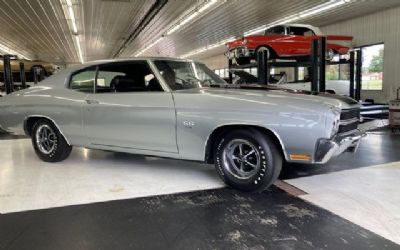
[289,154,311,161]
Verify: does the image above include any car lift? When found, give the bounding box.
[228,40,391,119]
[228,37,362,100]
[2,54,41,95]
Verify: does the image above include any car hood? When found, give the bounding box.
[174,85,360,111]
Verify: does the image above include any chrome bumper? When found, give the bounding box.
[226,47,255,59]
[315,130,366,164]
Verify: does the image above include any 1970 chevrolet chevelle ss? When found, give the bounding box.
[0,58,364,191]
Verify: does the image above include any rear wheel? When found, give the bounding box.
[31,119,72,162]
[214,128,282,192]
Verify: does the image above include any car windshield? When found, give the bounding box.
[153,60,226,90]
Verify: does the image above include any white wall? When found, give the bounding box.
[321,6,400,103]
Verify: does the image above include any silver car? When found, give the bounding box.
[0,58,364,192]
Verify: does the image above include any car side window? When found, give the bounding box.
[70,67,96,93]
[288,27,315,36]
[264,26,285,35]
[96,61,163,93]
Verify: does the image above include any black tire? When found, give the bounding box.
[214,128,282,192]
[255,46,273,61]
[31,119,72,162]
[234,57,251,65]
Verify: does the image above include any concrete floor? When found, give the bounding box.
[0,131,399,249]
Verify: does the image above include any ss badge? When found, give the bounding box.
[183,121,195,128]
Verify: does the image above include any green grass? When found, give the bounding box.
[362,80,382,90]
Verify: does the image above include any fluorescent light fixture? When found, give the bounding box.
[181,0,350,58]
[180,36,236,58]
[62,0,84,63]
[133,0,219,57]
[134,37,164,57]
[166,0,218,36]
[75,36,84,63]
[0,42,31,60]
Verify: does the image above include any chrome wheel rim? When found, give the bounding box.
[326,49,335,61]
[222,139,261,179]
[35,124,57,154]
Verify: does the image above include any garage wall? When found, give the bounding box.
[320,5,400,103]
[199,54,227,70]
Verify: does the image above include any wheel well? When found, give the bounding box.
[205,125,285,164]
[255,45,277,58]
[24,116,51,136]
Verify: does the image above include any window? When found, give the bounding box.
[361,44,384,90]
[70,67,96,93]
[154,60,225,90]
[287,27,315,36]
[264,26,285,35]
[96,61,163,93]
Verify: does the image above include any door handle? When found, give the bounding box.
[85,99,99,105]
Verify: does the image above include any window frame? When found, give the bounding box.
[68,60,166,94]
[356,42,385,91]
[68,65,98,94]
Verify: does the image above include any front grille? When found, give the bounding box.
[340,108,360,120]
[338,108,360,135]
[338,122,358,134]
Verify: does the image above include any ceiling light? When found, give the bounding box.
[75,36,84,63]
[62,0,84,63]
[134,37,164,57]
[181,0,350,58]
[166,0,218,36]
[0,43,31,60]
[180,36,236,58]
[133,0,220,57]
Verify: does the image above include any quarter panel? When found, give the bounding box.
[172,89,327,162]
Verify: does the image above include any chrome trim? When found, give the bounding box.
[23,115,71,145]
[339,118,359,125]
[315,130,366,164]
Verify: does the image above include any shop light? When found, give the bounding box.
[166,0,218,35]
[181,0,350,58]
[0,43,31,60]
[66,0,78,34]
[133,0,220,57]
[180,36,236,58]
[134,37,164,57]
[62,0,84,63]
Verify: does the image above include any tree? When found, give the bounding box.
[368,48,383,73]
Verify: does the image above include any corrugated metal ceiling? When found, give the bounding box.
[0,0,399,64]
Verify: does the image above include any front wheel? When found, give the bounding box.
[214,129,282,192]
[31,119,72,162]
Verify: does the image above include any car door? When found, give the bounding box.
[83,61,178,153]
[285,26,316,55]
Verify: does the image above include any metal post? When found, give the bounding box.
[318,37,326,92]
[349,51,355,98]
[19,62,26,89]
[33,66,39,85]
[355,49,362,101]
[3,55,14,94]
[257,48,269,84]
[228,59,233,84]
[294,67,299,82]
[310,39,319,92]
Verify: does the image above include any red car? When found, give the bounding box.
[226,24,353,65]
